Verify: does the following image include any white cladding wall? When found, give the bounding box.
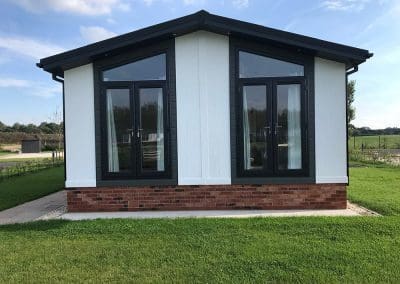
[175,31,231,185]
[64,64,96,187]
[63,36,347,187]
[314,57,348,183]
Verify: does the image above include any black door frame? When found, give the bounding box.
[237,77,308,178]
[100,81,135,180]
[93,39,178,187]
[237,80,273,177]
[272,78,308,177]
[134,80,170,179]
[229,36,316,184]
[101,80,170,180]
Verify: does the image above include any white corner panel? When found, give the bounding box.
[64,64,96,187]
[175,31,231,185]
[314,57,348,184]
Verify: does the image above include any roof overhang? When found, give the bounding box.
[37,10,373,78]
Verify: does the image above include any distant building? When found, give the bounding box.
[21,139,41,153]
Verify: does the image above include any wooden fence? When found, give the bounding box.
[0,153,64,181]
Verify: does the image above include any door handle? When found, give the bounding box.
[137,128,143,138]
[274,124,282,135]
[264,126,271,136]
[127,128,134,137]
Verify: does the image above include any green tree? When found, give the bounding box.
[347,80,356,124]
[0,121,5,132]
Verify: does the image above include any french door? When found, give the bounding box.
[101,80,169,179]
[238,77,307,177]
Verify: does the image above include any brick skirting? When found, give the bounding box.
[67,184,347,212]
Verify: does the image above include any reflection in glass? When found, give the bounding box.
[103,54,166,81]
[243,85,267,170]
[277,84,302,170]
[139,88,164,172]
[106,89,132,173]
[239,51,304,78]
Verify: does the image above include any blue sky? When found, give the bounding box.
[0,0,398,129]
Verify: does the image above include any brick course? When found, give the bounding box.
[67,184,347,212]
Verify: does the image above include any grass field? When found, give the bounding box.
[0,165,399,282]
[0,217,399,283]
[348,167,400,216]
[0,166,64,211]
[349,134,400,149]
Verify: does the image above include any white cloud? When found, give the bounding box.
[0,77,61,98]
[321,0,370,12]
[0,78,30,88]
[232,0,249,9]
[0,36,65,59]
[11,0,130,16]
[183,0,206,5]
[80,26,117,43]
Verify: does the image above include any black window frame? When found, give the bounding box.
[230,37,316,184]
[94,39,177,186]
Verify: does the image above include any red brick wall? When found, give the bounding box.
[67,184,347,212]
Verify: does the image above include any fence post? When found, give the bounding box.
[379,135,381,149]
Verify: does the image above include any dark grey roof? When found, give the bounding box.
[37,10,372,77]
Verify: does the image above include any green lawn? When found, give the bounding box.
[0,166,64,211]
[0,217,399,283]
[0,165,399,282]
[349,134,400,149]
[348,166,400,216]
[0,152,12,157]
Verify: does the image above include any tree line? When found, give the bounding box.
[0,121,63,135]
[350,126,400,136]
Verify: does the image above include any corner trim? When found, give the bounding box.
[178,178,232,185]
[316,176,348,184]
[66,180,97,188]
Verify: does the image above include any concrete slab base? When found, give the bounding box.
[59,207,366,221]
[0,190,379,225]
[0,191,66,225]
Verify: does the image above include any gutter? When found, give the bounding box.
[346,65,358,76]
[52,74,67,183]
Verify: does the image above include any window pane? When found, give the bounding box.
[106,89,132,173]
[276,84,302,170]
[243,85,267,170]
[103,54,166,81]
[139,88,165,172]
[239,51,304,78]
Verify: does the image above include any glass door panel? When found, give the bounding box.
[276,84,302,170]
[242,85,270,171]
[138,87,165,173]
[105,88,133,173]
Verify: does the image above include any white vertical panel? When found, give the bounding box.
[314,57,348,183]
[175,31,231,185]
[64,64,96,187]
